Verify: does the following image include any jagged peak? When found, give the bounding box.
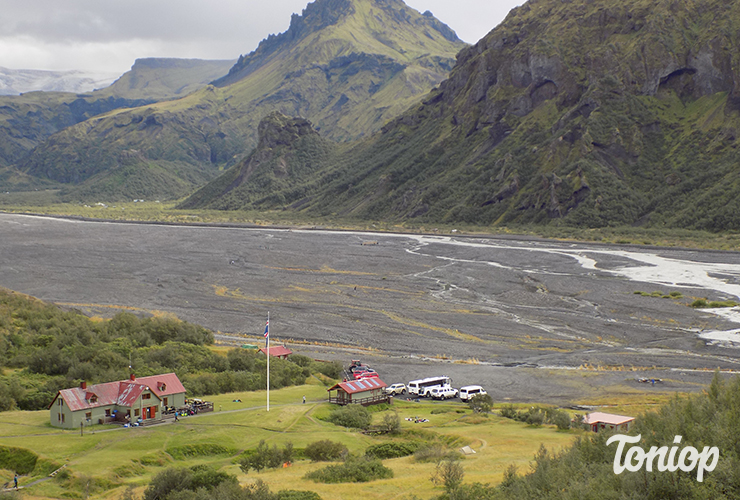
[214,0,461,87]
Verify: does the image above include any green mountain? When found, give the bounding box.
[186,0,740,231]
[17,0,465,201]
[0,58,235,191]
[96,58,236,101]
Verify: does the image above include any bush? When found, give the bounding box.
[468,393,493,413]
[165,444,234,460]
[413,444,460,463]
[305,440,347,462]
[239,440,294,473]
[327,405,371,429]
[276,490,323,500]
[549,410,572,430]
[499,404,517,419]
[304,456,393,483]
[365,441,419,459]
[431,458,464,493]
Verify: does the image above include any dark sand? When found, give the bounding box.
[2,213,739,404]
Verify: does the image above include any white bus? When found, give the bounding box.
[407,376,452,397]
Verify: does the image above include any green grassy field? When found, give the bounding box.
[0,381,581,500]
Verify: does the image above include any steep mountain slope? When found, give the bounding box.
[187,0,740,231]
[0,57,236,191]
[17,0,465,201]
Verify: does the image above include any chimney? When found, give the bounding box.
[130,373,136,381]
[80,381,87,390]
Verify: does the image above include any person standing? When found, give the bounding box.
[302,395,306,404]
[13,474,17,489]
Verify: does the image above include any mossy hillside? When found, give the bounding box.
[95,58,236,101]
[190,0,740,230]
[16,0,465,203]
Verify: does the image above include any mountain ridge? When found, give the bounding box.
[15,0,466,201]
[184,0,740,231]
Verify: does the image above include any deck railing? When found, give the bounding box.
[328,394,391,406]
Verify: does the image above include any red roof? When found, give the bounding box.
[134,373,186,398]
[328,378,387,394]
[51,373,185,411]
[259,346,293,357]
[56,381,148,412]
[583,412,634,426]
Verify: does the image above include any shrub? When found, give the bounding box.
[549,410,572,430]
[380,411,401,434]
[431,458,464,493]
[468,393,493,413]
[413,444,460,463]
[365,441,419,459]
[239,440,294,473]
[499,404,517,419]
[304,456,393,483]
[327,405,371,429]
[305,440,347,462]
[143,466,238,500]
[165,444,234,460]
[276,490,323,500]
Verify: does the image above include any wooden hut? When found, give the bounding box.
[583,412,634,432]
[327,378,390,406]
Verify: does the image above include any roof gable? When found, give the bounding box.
[54,373,184,411]
[328,378,387,394]
[133,373,186,398]
[584,412,635,426]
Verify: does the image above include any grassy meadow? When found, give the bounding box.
[0,380,584,500]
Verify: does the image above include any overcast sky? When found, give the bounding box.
[0,0,524,77]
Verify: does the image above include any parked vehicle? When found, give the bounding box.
[346,359,379,380]
[408,376,452,397]
[428,386,458,400]
[385,383,406,395]
[458,385,486,402]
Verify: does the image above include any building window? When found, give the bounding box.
[85,412,91,420]
[57,413,61,421]
[142,393,151,400]
[105,409,111,417]
[163,397,168,406]
[134,409,140,417]
[62,414,65,423]
[90,395,97,403]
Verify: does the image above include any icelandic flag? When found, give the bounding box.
[264,319,269,346]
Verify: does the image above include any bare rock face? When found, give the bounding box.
[256,112,318,151]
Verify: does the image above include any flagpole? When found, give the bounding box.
[266,311,270,412]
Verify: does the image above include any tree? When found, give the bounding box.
[468,393,493,413]
[431,457,464,494]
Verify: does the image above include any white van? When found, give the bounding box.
[458,385,486,402]
[407,376,452,397]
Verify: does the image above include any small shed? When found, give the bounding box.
[258,346,293,359]
[583,412,634,433]
[327,378,389,406]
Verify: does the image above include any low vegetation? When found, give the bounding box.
[0,288,329,411]
[303,455,393,484]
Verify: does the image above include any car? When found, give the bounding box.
[458,385,486,402]
[428,386,458,400]
[386,383,406,395]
